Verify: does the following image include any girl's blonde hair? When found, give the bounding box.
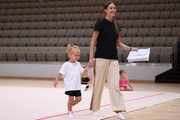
[66,44,80,55]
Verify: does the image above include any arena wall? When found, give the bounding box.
[0,62,172,81]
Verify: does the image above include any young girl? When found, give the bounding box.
[119,70,134,91]
[54,44,89,118]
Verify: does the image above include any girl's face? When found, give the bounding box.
[121,71,126,78]
[69,49,80,62]
[104,3,116,17]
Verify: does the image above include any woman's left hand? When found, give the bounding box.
[131,47,138,51]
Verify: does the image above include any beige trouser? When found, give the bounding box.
[90,58,126,112]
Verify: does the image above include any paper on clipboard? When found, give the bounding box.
[127,48,150,62]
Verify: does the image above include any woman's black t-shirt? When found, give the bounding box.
[94,18,121,60]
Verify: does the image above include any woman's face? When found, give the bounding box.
[104,3,116,17]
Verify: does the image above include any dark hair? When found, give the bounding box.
[103,1,114,10]
[119,70,125,75]
[104,1,120,39]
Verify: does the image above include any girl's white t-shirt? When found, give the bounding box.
[59,61,84,91]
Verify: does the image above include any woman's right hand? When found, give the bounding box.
[88,58,94,68]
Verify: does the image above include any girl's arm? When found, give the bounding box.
[127,80,133,90]
[54,73,62,87]
[89,30,99,68]
[116,36,138,51]
[83,65,89,74]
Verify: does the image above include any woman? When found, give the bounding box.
[88,1,138,120]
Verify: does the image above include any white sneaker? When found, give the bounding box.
[115,112,126,120]
[68,112,74,118]
[91,111,99,116]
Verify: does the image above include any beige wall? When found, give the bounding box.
[0,62,172,81]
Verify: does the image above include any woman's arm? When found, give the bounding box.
[116,36,138,51]
[89,30,99,68]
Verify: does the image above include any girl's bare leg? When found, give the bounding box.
[125,86,133,91]
[120,87,125,91]
[68,96,74,111]
[73,96,82,106]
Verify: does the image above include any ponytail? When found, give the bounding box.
[113,19,120,39]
